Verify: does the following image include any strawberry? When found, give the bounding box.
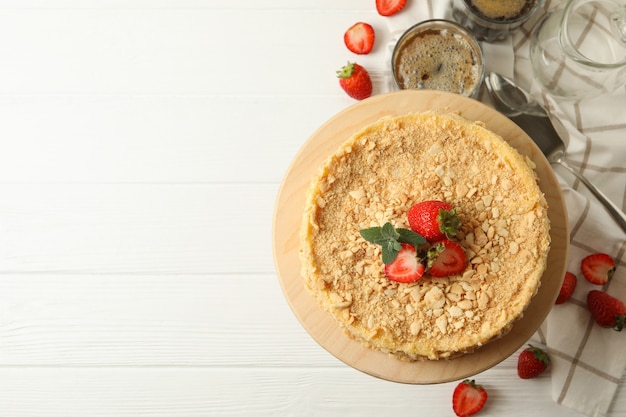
[336,62,373,100]
[581,253,616,285]
[376,0,407,16]
[344,22,375,55]
[427,240,467,277]
[517,345,550,379]
[383,243,426,283]
[407,200,461,242]
[452,379,488,417]
[587,290,626,331]
[555,272,577,304]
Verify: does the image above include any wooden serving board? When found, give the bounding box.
[272,90,569,384]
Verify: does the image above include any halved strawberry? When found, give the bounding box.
[427,240,467,277]
[452,379,488,417]
[581,253,615,285]
[344,22,375,55]
[555,272,577,304]
[407,200,461,242]
[376,0,407,16]
[384,243,425,283]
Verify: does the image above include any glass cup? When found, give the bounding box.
[530,0,626,101]
[391,19,485,98]
[449,0,545,42]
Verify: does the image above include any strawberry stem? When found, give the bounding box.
[336,62,355,79]
[527,344,550,364]
[438,208,461,238]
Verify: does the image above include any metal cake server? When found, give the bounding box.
[484,71,626,233]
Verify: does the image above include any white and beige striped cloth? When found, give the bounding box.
[377,1,626,416]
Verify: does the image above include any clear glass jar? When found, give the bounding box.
[529,0,626,100]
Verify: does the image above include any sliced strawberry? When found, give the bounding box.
[344,22,375,55]
[555,272,577,304]
[452,379,488,417]
[427,240,467,277]
[517,345,550,379]
[384,243,425,283]
[581,253,615,285]
[376,0,407,16]
[407,200,461,242]
[587,290,626,331]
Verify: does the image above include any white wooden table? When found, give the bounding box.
[0,1,624,416]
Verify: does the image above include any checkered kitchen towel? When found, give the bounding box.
[376,1,626,416]
[515,2,626,416]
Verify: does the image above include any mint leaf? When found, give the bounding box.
[360,222,426,265]
[359,226,383,243]
[381,246,398,265]
[396,228,427,248]
[381,222,400,241]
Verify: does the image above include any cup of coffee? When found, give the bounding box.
[391,19,484,98]
[449,0,544,42]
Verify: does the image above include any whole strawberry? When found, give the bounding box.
[336,62,372,100]
[408,200,461,242]
[452,379,488,417]
[587,290,626,331]
[555,272,577,304]
[517,345,550,379]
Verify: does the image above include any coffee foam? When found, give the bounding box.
[394,29,481,96]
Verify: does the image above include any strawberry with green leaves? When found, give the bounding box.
[517,345,550,379]
[360,222,467,281]
[344,22,375,55]
[587,290,626,331]
[360,222,427,282]
[408,200,461,242]
[452,379,488,417]
[581,253,616,285]
[360,222,427,264]
[336,62,372,101]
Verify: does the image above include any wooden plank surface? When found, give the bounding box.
[1,366,620,417]
[0,0,623,416]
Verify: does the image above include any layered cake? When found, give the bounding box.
[299,112,550,360]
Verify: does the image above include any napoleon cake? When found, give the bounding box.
[299,112,550,361]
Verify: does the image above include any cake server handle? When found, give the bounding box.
[555,156,626,233]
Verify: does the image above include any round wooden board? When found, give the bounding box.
[272,89,569,384]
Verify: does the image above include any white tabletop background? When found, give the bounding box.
[0,0,624,416]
